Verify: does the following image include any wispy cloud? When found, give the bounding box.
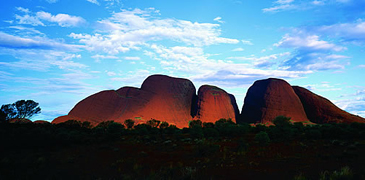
[275,33,345,52]
[70,8,239,54]
[213,17,224,23]
[232,48,244,51]
[15,7,86,27]
[86,0,100,5]
[0,31,83,51]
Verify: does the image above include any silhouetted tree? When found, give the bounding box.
[189,120,203,128]
[254,131,270,146]
[1,100,41,120]
[0,110,6,123]
[124,119,135,129]
[146,119,161,128]
[0,104,17,120]
[159,121,169,129]
[273,116,291,127]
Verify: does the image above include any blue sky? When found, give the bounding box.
[1,0,365,121]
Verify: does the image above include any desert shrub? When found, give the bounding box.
[162,125,180,135]
[58,120,82,128]
[319,166,353,180]
[194,141,220,157]
[252,124,268,133]
[254,131,270,146]
[189,126,203,139]
[124,119,135,129]
[237,138,249,152]
[273,116,292,127]
[159,121,169,129]
[107,122,125,134]
[237,123,251,135]
[189,120,203,128]
[293,122,305,131]
[203,122,214,128]
[214,118,241,137]
[305,129,322,139]
[146,119,161,128]
[214,118,235,128]
[294,173,307,180]
[268,126,294,142]
[134,124,150,135]
[203,127,219,138]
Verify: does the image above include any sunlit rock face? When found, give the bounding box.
[52,75,365,127]
[240,78,309,124]
[52,75,197,128]
[195,85,239,123]
[135,75,197,127]
[293,86,365,124]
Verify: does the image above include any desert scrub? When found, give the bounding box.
[319,166,353,180]
[254,131,270,146]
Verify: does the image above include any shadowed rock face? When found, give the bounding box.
[33,120,51,124]
[9,118,32,124]
[240,78,309,124]
[293,86,365,124]
[196,85,239,123]
[52,75,196,128]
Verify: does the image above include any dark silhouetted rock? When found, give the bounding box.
[196,85,239,123]
[33,120,51,124]
[293,86,365,123]
[240,78,309,124]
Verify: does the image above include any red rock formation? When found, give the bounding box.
[137,75,196,127]
[196,85,239,123]
[9,118,32,124]
[240,78,309,124]
[33,120,51,124]
[293,86,365,124]
[52,75,196,128]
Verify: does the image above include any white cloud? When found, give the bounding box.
[87,0,100,5]
[9,26,44,35]
[16,7,30,13]
[262,4,297,13]
[16,14,44,26]
[91,54,119,59]
[107,71,117,76]
[318,20,365,43]
[46,0,59,3]
[147,44,311,88]
[0,31,82,51]
[276,0,294,4]
[36,11,85,27]
[275,33,346,52]
[213,17,224,23]
[241,40,253,45]
[312,0,325,5]
[71,8,239,54]
[124,56,141,60]
[0,49,87,71]
[15,8,85,27]
[232,48,244,51]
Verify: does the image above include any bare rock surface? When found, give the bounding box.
[240,78,309,124]
[196,85,239,123]
[52,75,196,128]
[293,86,365,123]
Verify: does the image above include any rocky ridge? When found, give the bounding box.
[52,75,364,127]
